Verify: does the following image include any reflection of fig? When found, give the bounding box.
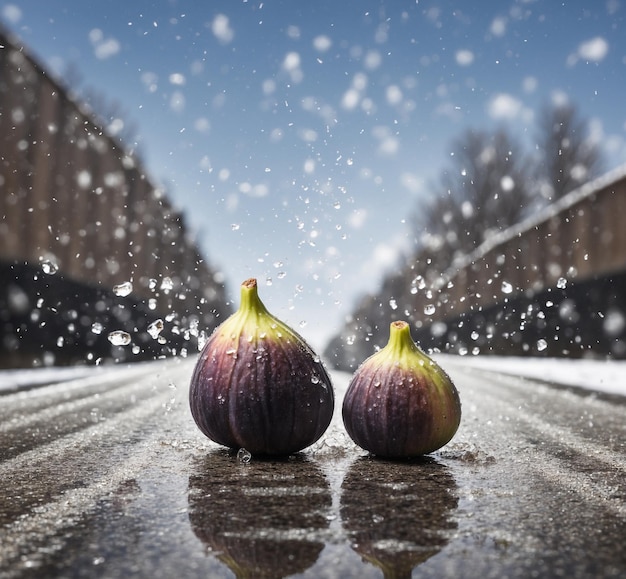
[188,451,331,579]
[189,278,334,456]
[343,321,461,457]
[341,456,458,579]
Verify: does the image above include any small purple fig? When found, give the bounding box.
[189,278,334,456]
[342,321,461,458]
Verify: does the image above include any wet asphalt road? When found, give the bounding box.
[0,356,624,578]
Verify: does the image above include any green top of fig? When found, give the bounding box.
[239,277,268,315]
[236,277,271,324]
[374,320,453,391]
[377,320,432,368]
[224,277,290,343]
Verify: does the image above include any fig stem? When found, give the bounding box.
[385,321,421,359]
[238,278,270,318]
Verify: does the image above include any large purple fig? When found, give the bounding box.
[189,278,334,456]
[342,321,461,458]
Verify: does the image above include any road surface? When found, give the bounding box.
[0,356,624,578]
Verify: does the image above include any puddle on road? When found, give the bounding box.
[188,451,332,578]
[184,449,460,579]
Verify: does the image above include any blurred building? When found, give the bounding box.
[0,27,230,368]
[326,164,626,368]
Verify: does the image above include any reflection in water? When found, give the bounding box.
[188,450,331,578]
[341,456,458,579]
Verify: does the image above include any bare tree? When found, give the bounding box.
[61,61,143,157]
[536,101,604,202]
[82,86,142,155]
[413,127,535,273]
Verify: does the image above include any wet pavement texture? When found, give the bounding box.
[0,357,625,578]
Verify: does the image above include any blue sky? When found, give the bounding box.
[2,0,625,349]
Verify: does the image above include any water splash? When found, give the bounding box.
[147,319,164,339]
[236,448,252,463]
[40,259,59,275]
[113,281,133,297]
[108,330,131,346]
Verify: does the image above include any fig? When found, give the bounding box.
[342,320,461,458]
[189,278,334,456]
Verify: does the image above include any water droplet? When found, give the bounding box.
[148,278,158,290]
[113,281,133,297]
[108,330,131,346]
[424,304,436,315]
[501,281,513,294]
[91,322,103,335]
[148,319,164,339]
[311,375,320,384]
[603,309,626,336]
[537,339,548,351]
[277,271,287,279]
[41,259,59,275]
[389,298,398,310]
[231,223,240,231]
[470,331,479,341]
[556,277,567,289]
[161,277,174,292]
[237,448,252,463]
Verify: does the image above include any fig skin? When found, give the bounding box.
[189,278,334,456]
[342,321,461,458]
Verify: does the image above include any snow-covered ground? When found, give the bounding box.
[1,356,626,398]
[0,366,97,393]
[440,355,626,398]
[0,361,165,394]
